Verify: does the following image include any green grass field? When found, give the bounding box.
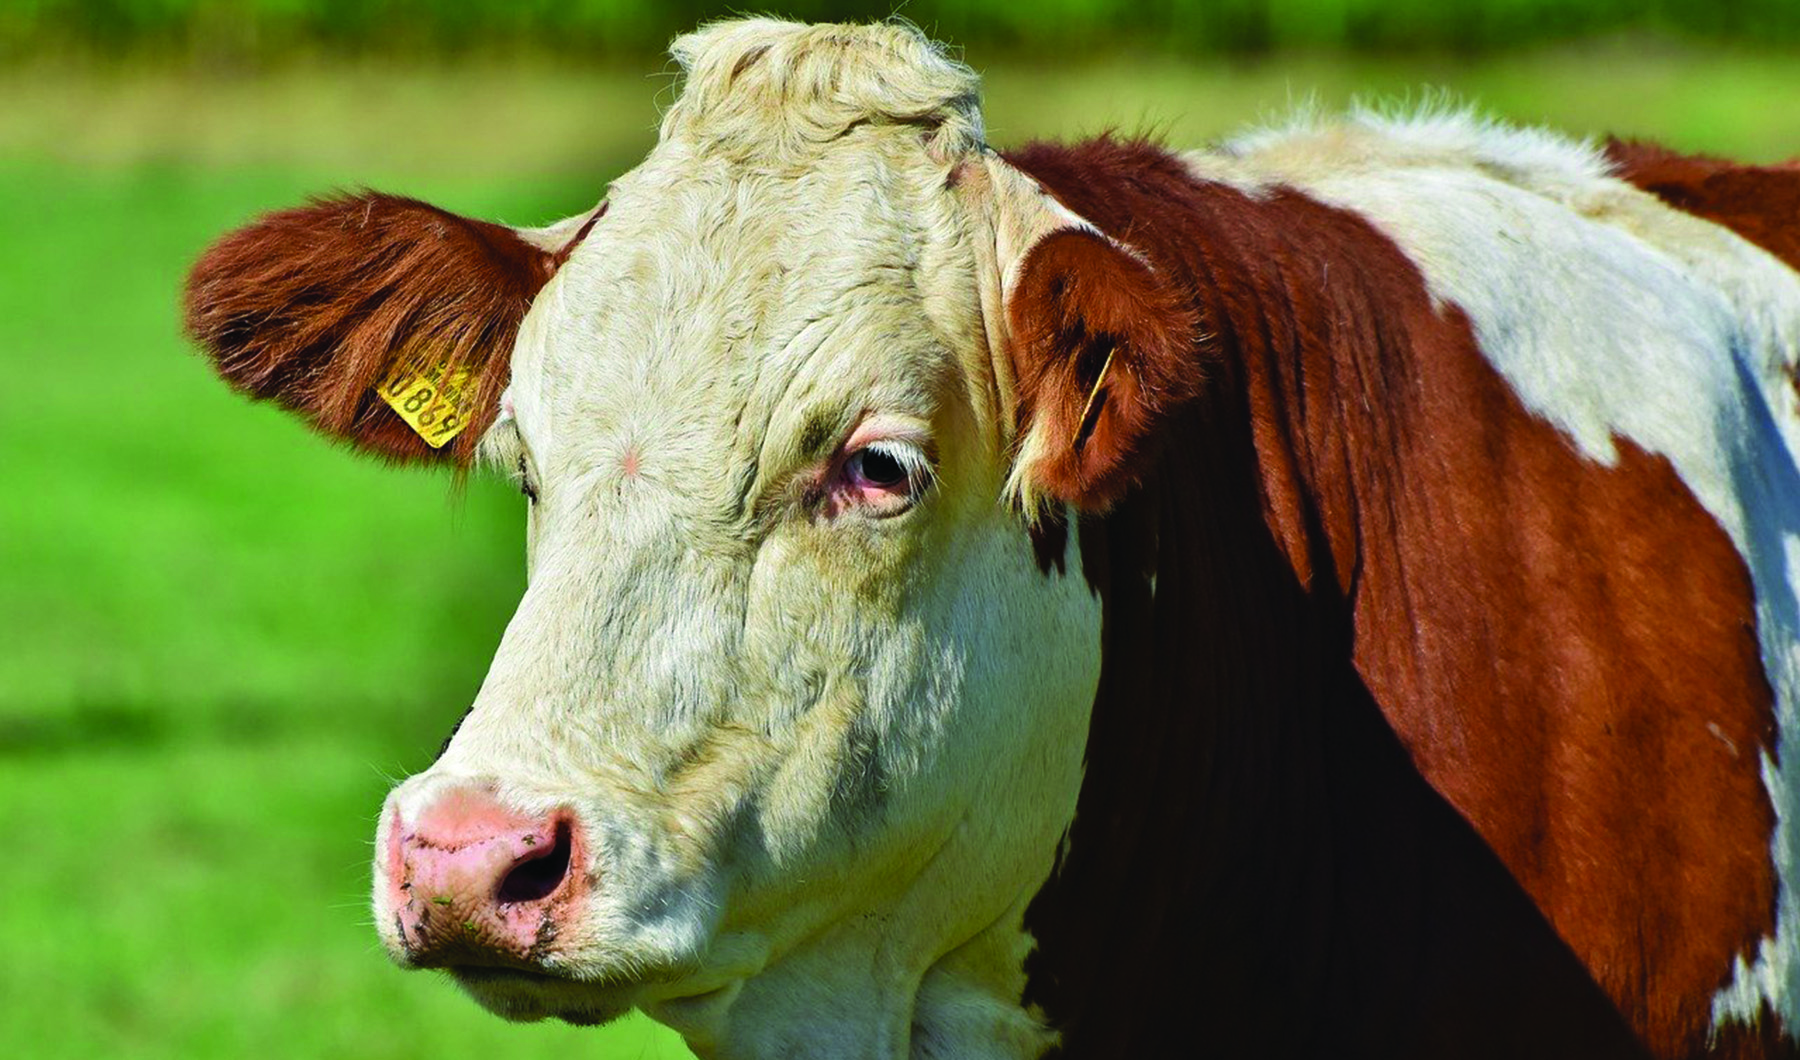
[2,42,1796,1059]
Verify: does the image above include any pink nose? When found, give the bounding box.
[385,786,583,967]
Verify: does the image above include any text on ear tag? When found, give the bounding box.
[377,353,475,448]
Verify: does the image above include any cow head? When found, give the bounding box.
[185,20,1198,1058]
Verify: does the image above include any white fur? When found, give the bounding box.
[1184,105,1800,1038]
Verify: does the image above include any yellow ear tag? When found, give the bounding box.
[377,353,476,449]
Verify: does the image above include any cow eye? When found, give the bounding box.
[826,439,932,517]
[846,447,909,489]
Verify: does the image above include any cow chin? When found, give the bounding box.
[447,966,644,1027]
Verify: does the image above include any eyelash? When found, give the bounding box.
[850,441,932,491]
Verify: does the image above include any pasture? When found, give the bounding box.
[2,41,1796,1059]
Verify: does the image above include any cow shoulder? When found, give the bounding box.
[1209,113,1797,1055]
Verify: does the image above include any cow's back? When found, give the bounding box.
[1605,140,1800,273]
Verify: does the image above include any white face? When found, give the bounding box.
[369,124,1103,1051]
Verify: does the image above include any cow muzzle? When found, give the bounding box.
[382,784,587,972]
[375,773,742,1026]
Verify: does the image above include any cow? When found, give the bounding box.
[181,18,1800,1060]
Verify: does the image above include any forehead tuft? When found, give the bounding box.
[663,19,985,164]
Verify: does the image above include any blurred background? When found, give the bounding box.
[2,2,1796,1058]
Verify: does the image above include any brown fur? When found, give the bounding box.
[182,192,560,463]
[1606,139,1800,272]
[1006,138,1784,1058]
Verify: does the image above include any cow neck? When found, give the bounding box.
[1002,138,1782,1059]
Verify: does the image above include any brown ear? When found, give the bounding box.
[1008,227,1200,510]
[183,191,586,463]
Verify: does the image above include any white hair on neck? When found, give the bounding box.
[663,18,985,163]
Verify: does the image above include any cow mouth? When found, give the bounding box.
[448,965,568,986]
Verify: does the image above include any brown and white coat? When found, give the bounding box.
[184,20,1800,1060]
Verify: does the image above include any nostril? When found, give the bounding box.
[496,820,572,904]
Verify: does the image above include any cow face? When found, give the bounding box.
[373,133,1108,1040]
[184,20,1196,1056]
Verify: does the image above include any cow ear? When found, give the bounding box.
[182,192,595,464]
[1004,223,1199,513]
